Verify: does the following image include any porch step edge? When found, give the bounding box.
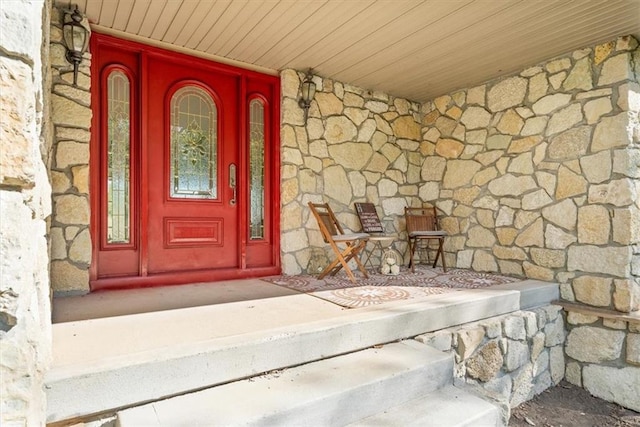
[47,285,552,423]
[116,340,452,426]
[348,384,502,427]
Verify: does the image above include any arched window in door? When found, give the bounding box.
[170,86,217,199]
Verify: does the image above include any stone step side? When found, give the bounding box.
[349,385,502,427]
[117,340,452,426]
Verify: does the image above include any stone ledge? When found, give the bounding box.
[556,300,640,322]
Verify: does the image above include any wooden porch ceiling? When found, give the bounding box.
[58,0,640,103]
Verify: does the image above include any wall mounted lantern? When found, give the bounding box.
[62,5,90,86]
[298,69,316,124]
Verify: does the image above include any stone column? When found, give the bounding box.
[49,5,92,294]
[0,0,53,424]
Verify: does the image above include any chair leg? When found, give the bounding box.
[361,241,374,270]
[351,241,369,278]
[407,238,417,273]
[432,239,440,269]
[433,238,446,272]
[318,242,368,284]
[340,241,369,281]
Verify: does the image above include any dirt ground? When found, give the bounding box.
[509,381,640,427]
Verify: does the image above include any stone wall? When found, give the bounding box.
[564,312,640,411]
[0,0,52,424]
[416,305,565,416]
[420,36,639,314]
[280,70,425,274]
[417,35,640,410]
[49,5,92,294]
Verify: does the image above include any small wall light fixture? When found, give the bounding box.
[62,5,90,86]
[298,69,316,124]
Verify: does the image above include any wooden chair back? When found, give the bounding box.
[405,206,439,233]
[309,202,344,243]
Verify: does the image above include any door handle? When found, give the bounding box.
[229,163,237,205]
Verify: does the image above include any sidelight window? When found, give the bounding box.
[106,70,131,244]
[249,98,265,239]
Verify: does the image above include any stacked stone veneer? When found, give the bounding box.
[564,313,640,411]
[0,0,52,424]
[416,36,640,410]
[416,305,565,416]
[420,36,640,314]
[280,70,425,274]
[49,5,92,293]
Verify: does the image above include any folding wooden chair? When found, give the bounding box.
[308,202,370,283]
[405,206,448,272]
[354,202,396,270]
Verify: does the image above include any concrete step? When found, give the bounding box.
[117,340,453,426]
[350,385,502,427]
[46,280,558,423]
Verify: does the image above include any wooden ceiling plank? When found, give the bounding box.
[217,0,281,58]
[149,0,185,41]
[111,0,135,32]
[97,0,119,28]
[284,0,424,71]
[83,0,103,23]
[241,0,329,64]
[256,1,371,69]
[275,0,379,69]
[80,0,640,104]
[404,21,638,100]
[124,0,152,34]
[172,1,217,47]
[137,0,167,38]
[254,0,349,67]
[356,0,566,90]
[336,0,523,83]
[202,0,253,53]
[186,0,233,50]
[161,0,201,44]
[392,1,633,96]
[228,1,298,60]
[346,0,639,100]
[321,0,473,77]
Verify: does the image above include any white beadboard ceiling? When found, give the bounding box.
[57,0,640,103]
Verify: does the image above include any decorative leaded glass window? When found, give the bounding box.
[249,99,265,239]
[107,70,131,244]
[170,86,217,199]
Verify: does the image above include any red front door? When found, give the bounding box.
[146,57,238,274]
[90,34,281,290]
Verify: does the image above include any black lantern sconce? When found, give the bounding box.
[62,5,90,86]
[298,69,316,124]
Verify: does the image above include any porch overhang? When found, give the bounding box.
[56,0,640,103]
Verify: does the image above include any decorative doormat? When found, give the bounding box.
[263,266,520,309]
